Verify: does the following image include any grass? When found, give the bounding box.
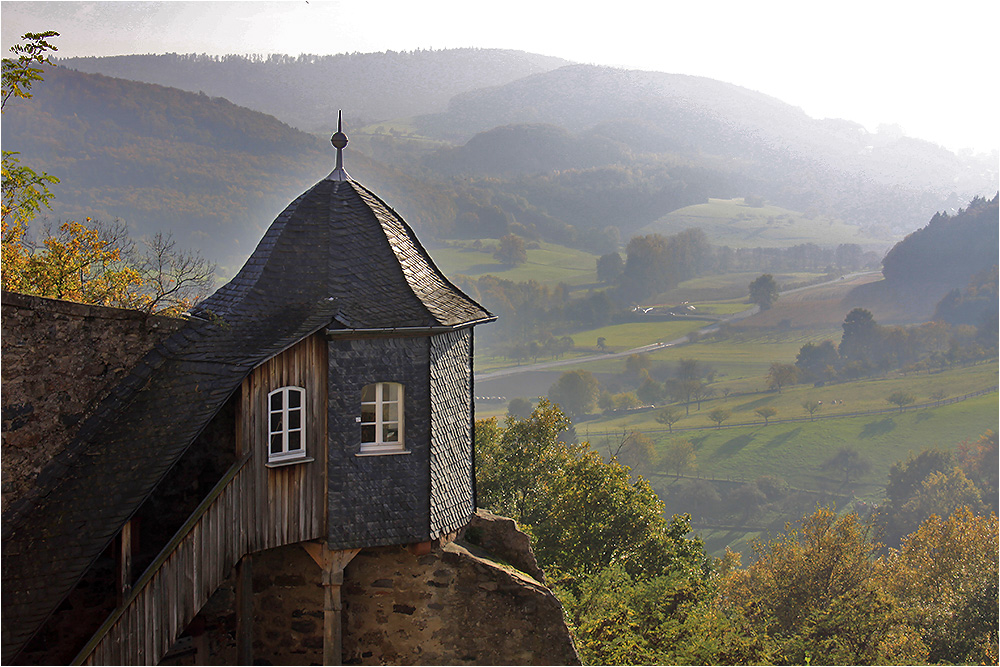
[428,240,601,290]
[579,360,997,431]
[596,389,998,557]
[636,198,886,249]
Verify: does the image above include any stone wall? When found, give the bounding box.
[1,291,184,508]
[160,522,579,665]
[342,539,579,665]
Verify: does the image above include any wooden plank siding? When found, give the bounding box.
[243,332,326,551]
[76,334,328,665]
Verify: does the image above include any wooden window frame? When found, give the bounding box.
[267,386,308,464]
[359,382,406,455]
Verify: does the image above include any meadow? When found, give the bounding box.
[428,239,601,290]
[636,197,886,249]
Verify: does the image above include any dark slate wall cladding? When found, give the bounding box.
[326,336,431,549]
[428,328,475,538]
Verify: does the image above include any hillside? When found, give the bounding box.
[56,49,570,132]
[0,66,461,275]
[636,197,886,249]
[848,195,1000,322]
[413,64,997,237]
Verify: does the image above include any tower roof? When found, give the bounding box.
[191,176,493,331]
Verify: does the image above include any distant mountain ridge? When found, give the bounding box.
[7,49,997,280]
[55,49,571,131]
[413,64,996,235]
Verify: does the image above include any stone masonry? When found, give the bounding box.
[1,291,184,508]
[159,517,579,666]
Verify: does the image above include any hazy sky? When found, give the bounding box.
[2,0,998,153]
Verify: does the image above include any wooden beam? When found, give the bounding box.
[322,547,360,666]
[301,541,324,568]
[236,555,253,666]
[117,520,133,605]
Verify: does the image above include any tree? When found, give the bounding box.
[624,353,650,376]
[608,431,657,472]
[548,369,599,417]
[596,251,624,284]
[506,397,533,419]
[795,340,839,382]
[2,32,60,239]
[766,362,798,393]
[596,336,607,352]
[801,399,822,420]
[3,220,215,314]
[956,430,998,511]
[748,274,779,310]
[886,390,915,412]
[476,401,708,579]
[661,439,696,478]
[755,406,778,426]
[840,307,880,364]
[887,508,999,665]
[3,218,142,306]
[823,447,871,485]
[707,408,731,429]
[1,30,59,109]
[655,407,682,432]
[720,507,926,665]
[691,383,715,410]
[493,232,527,266]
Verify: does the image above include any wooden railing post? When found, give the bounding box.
[236,554,254,666]
[116,520,133,606]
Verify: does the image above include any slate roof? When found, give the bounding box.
[191,176,493,330]
[1,169,493,661]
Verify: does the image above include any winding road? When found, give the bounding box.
[474,271,879,382]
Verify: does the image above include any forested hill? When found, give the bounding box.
[413,65,997,237]
[50,50,997,242]
[848,194,1000,321]
[55,49,570,132]
[0,65,455,275]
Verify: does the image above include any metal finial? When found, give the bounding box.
[329,110,350,181]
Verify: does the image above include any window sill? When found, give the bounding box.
[355,448,411,458]
[265,456,315,468]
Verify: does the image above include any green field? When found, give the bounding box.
[428,240,600,290]
[636,198,886,249]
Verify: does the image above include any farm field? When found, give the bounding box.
[428,239,600,290]
[590,389,997,557]
[635,197,887,249]
[579,360,998,431]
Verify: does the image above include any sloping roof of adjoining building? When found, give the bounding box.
[1,169,493,662]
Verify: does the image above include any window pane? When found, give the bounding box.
[270,413,283,433]
[382,402,397,422]
[270,392,283,411]
[270,433,282,454]
[288,409,301,430]
[361,404,375,424]
[361,384,376,403]
[288,389,302,408]
[288,430,302,451]
[383,424,399,443]
[384,383,398,401]
[361,424,375,443]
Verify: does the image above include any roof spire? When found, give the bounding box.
[329,110,350,181]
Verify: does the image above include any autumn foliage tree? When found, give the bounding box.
[2,32,215,315]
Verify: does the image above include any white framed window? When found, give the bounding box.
[268,386,307,463]
[360,382,405,454]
